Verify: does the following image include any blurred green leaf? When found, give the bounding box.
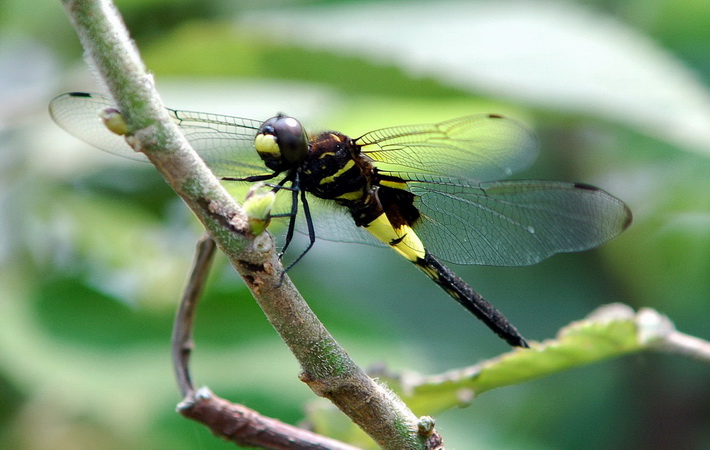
[305,304,704,447]
[238,1,710,154]
[142,21,467,99]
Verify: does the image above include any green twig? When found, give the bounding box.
[370,304,710,417]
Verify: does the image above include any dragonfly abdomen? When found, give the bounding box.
[363,212,426,262]
[361,210,529,348]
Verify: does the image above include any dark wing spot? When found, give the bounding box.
[572,182,598,191]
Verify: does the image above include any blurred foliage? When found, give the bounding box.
[143,22,467,99]
[306,303,679,446]
[1,0,710,449]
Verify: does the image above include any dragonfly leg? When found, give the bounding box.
[222,173,279,182]
[278,179,301,262]
[278,189,317,286]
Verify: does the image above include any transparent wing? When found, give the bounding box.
[295,195,387,248]
[49,92,268,179]
[49,92,150,162]
[357,114,538,183]
[277,177,632,263]
[52,94,631,265]
[167,106,266,179]
[50,92,382,247]
[408,179,632,266]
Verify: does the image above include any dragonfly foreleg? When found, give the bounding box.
[222,173,279,183]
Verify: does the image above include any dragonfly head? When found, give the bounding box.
[255,114,309,171]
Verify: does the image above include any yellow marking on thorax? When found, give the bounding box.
[319,159,356,185]
[364,214,425,261]
[335,190,364,201]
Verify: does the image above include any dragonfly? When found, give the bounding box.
[49,92,632,348]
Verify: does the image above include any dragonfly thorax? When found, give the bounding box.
[299,131,376,216]
[254,114,309,172]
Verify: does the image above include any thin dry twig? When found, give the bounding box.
[172,236,360,449]
[178,387,360,450]
[172,235,216,398]
[660,331,710,362]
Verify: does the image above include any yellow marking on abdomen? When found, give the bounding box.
[364,213,425,261]
[319,159,356,185]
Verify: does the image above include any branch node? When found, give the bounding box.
[417,416,436,436]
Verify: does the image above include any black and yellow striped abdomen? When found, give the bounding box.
[351,181,528,346]
[360,204,528,348]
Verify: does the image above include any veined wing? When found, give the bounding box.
[49,92,267,180]
[356,114,538,183]
[50,93,150,161]
[282,178,632,263]
[294,194,388,248]
[50,93,383,246]
[407,179,632,266]
[221,180,387,248]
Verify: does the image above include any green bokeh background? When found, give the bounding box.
[1,0,709,448]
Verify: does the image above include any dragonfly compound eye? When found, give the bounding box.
[255,115,308,170]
